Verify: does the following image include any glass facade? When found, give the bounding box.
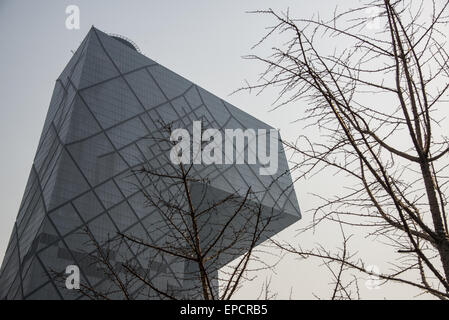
[0,27,301,299]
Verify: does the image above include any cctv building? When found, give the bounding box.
[0,27,300,299]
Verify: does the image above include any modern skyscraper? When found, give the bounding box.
[0,27,300,299]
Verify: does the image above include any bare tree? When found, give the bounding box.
[52,121,281,300]
[242,0,449,299]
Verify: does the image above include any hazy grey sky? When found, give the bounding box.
[0,0,431,299]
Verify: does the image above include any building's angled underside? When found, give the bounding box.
[0,27,301,299]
